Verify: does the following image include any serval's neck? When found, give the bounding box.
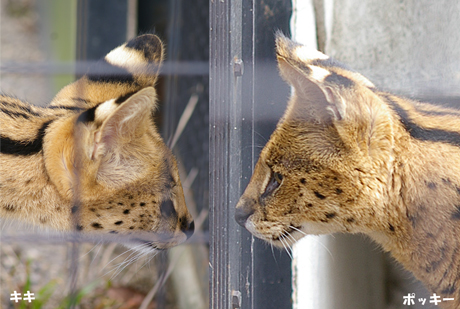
[0,101,73,229]
[373,132,460,308]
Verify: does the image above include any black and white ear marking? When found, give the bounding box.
[104,34,164,80]
[83,35,164,94]
[105,34,164,66]
[296,65,347,120]
[49,34,165,110]
[105,45,148,71]
[90,87,157,160]
[276,56,348,121]
[275,32,379,122]
[275,32,374,89]
[275,32,395,162]
[124,34,164,63]
[292,42,330,63]
[95,99,119,121]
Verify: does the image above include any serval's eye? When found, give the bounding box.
[274,172,283,183]
[262,170,283,198]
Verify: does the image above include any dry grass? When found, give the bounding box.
[0,227,173,308]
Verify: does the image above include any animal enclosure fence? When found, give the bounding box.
[1,0,209,308]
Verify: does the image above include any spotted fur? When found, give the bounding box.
[0,35,194,252]
[235,33,460,308]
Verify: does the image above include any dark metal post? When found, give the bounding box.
[210,0,292,308]
[210,0,245,307]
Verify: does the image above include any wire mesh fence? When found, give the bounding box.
[1,0,209,308]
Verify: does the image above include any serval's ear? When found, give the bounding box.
[275,32,377,124]
[44,87,159,198]
[276,32,393,161]
[83,87,158,161]
[50,34,164,108]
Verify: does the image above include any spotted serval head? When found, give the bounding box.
[44,35,194,251]
[235,33,395,248]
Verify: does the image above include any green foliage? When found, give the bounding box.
[29,280,58,309]
[15,259,99,309]
[56,281,99,309]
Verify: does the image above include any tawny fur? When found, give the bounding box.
[0,35,194,251]
[236,33,460,308]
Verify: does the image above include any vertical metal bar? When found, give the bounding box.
[210,0,250,308]
[239,1,256,308]
[210,0,292,308]
[209,0,231,307]
[210,0,227,305]
[228,2,249,309]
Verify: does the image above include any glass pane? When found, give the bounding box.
[1,1,208,308]
[210,1,292,308]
